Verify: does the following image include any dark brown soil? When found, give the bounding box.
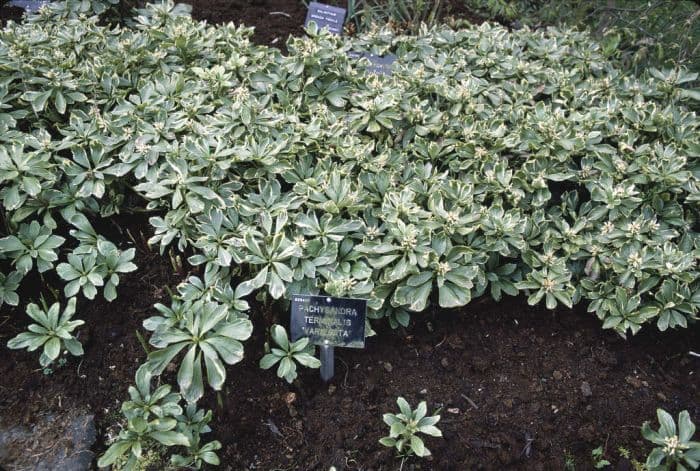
[0,0,485,46]
[206,298,700,471]
[0,221,187,467]
[0,2,22,25]
[186,0,321,47]
[184,0,484,48]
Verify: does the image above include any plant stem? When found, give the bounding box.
[135,329,150,355]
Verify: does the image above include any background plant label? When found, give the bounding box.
[290,295,366,348]
[347,51,397,75]
[304,2,346,35]
[7,0,49,11]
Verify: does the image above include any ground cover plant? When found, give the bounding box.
[0,0,699,467]
[465,0,700,76]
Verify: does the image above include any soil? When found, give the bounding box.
[205,298,700,470]
[183,0,484,48]
[0,2,22,25]
[1,1,699,470]
[0,0,485,45]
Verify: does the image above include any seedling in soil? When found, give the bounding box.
[259,324,321,383]
[379,396,442,463]
[592,445,611,468]
[7,297,84,367]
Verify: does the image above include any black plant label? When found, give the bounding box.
[290,294,367,348]
[305,2,347,36]
[348,51,398,75]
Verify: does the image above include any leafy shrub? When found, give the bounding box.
[0,0,699,465]
[144,299,253,403]
[465,0,700,75]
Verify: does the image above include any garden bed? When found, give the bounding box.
[182,0,483,48]
[0,0,485,42]
[2,234,698,469]
[1,1,699,470]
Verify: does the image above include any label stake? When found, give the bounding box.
[320,341,334,382]
[290,294,367,383]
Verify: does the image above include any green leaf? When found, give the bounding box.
[379,437,396,448]
[678,410,695,442]
[150,431,190,447]
[183,351,204,403]
[397,397,412,417]
[645,448,666,467]
[389,421,405,437]
[383,413,400,426]
[205,336,244,365]
[54,91,66,114]
[439,283,469,308]
[98,440,133,467]
[237,266,268,297]
[259,353,281,370]
[25,90,52,112]
[278,357,296,383]
[294,352,321,368]
[270,325,289,350]
[0,236,24,252]
[419,424,443,437]
[178,345,197,391]
[202,345,226,390]
[217,318,253,341]
[657,408,677,437]
[414,401,427,421]
[201,450,221,465]
[410,435,428,457]
[680,89,700,101]
[44,337,61,361]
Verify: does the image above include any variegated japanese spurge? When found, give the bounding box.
[1,0,699,467]
[145,300,253,403]
[259,324,321,383]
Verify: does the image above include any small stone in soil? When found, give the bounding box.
[580,381,592,397]
[447,407,460,414]
[625,376,644,388]
[419,388,428,395]
[552,370,563,380]
[441,358,449,368]
[328,384,336,395]
[284,392,297,404]
[656,392,668,401]
[383,362,393,373]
